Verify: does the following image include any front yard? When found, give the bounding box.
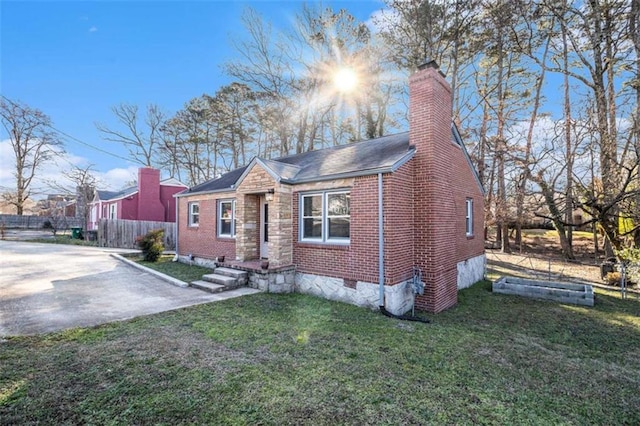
[1,278,639,424]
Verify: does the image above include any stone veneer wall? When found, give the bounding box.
[235,164,293,266]
[295,272,416,315]
[247,266,296,293]
[456,254,486,289]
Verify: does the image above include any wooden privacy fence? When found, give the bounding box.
[0,214,82,229]
[97,219,176,250]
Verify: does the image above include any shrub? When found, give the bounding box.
[136,229,164,262]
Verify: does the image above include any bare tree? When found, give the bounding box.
[0,97,63,215]
[96,103,165,167]
[43,164,100,230]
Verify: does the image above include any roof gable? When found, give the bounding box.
[160,177,188,187]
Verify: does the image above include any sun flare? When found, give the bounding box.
[333,67,358,93]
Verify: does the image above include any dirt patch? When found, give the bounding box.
[487,251,602,284]
[486,230,639,292]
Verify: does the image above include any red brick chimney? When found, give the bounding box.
[137,167,165,222]
[410,61,458,313]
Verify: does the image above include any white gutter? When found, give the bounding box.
[378,172,385,308]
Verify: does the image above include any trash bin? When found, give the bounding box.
[71,227,83,239]
[600,261,615,279]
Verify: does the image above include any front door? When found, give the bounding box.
[260,198,269,259]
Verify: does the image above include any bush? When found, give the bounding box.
[136,229,164,262]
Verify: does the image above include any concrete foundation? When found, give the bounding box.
[457,254,486,289]
[295,273,415,315]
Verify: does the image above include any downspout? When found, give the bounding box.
[378,172,384,308]
[377,172,430,323]
[173,197,179,261]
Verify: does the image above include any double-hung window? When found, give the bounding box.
[109,204,117,220]
[188,202,199,227]
[465,198,473,236]
[218,199,236,238]
[301,190,350,243]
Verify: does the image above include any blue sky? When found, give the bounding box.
[1,0,383,193]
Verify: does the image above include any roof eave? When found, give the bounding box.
[175,187,236,198]
[451,123,485,195]
[97,191,139,203]
[290,166,398,185]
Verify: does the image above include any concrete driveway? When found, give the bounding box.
[0,241,257,336]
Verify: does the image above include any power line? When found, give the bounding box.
[1,95,132,162]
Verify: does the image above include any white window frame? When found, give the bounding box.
[109,203,117,220]
[465,198,473,236]
[218,199,236,238]
[300,190,350,244]
[188,202,199,227]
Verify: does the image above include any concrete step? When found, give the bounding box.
[190,280,226,294]
[214,267,248,280]
[202,273,237,287]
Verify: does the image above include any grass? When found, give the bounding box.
[1,282,639,424]
[28,235,98,246]
[134,255,214,283]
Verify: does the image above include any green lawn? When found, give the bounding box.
[1,283,639,424]
[135,255,214,283]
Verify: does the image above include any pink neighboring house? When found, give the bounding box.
[87,168,187,230]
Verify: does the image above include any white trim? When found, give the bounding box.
[260,197,269,258]
[217,199,236,238]
[465,198,473,237]
[299,190,350,244]
[188,202,199,227]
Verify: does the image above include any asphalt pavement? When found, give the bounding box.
[0,240,258,336]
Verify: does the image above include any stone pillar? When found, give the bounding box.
[235,194,259,261]
[269,185,293,267]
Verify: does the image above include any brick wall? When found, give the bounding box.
[293,175,380,284]
[177,191,236,260]
[137,167,165,222]
[160,185,186,222]
[410,62,485,313]
[383,161,415,285]
[120,196,138,221]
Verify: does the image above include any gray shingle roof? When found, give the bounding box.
[95,186,137,201]
[94,178,187,201]
[180,132,414,195]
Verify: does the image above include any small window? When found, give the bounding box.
[109,204,116,220]
[327,192,350,240]
[302,194,323,240]
[465,198,473,236]
[188,202,199,227]
[218,200,236,238]
[300,190,350,243]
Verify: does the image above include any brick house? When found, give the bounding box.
[87,167,187,230]
[175,61,485,314]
